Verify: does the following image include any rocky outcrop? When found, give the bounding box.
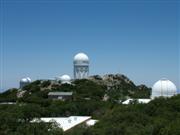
[88,74,136,89]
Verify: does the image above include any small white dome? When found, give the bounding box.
[151,78,177,99]
[60,75,71,84]
[20,77,31,83]
[20,77,31,88]
[74,53,89,62]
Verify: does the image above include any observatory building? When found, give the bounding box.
[20,77,31,89]
[60,75,71,84]
[73,53,89,79]
[151,78,177,99]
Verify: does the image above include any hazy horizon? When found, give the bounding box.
[0,0,179,91]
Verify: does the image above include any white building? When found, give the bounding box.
[34,116,98,132]
[151,78,177,99]
[73,53,89,79]
[20,77,31,89]
[122,99,151,104]
[48,92,73,101]
[60,74,71,84]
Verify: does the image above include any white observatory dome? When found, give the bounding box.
[20,77,32,89]
[74,53,89,62]
[60,75,71,84]
[151,78,177,99]
[73,52,89,79]
[20,77,31,83]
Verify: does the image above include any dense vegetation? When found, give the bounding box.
[0,74,179,135]
[0,88,18,102]
[90,96,180,135]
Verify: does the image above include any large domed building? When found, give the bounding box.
[20,77,32,89]
[151,78,177,99]
[73,53,89,79]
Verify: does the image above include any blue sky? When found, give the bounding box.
[0,0,179,91]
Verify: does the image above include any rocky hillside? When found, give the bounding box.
[89,74,151,99]
[89,74,136,89]
[0,74,151,103]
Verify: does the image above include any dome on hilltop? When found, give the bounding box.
[20,77,31,83]
[74,53,89,62]
[60,75,71,84]
[73,52,89,79]
[20,77,32,89]
[151,78,177,99]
